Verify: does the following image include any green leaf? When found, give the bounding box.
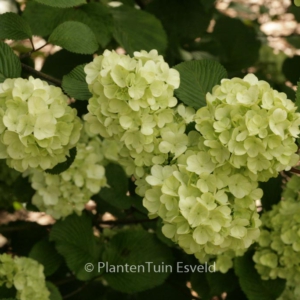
[213,17,261,71]
[50,213,101,281]
[62,65,91,100]
[0,12,32,41]
[174,60,227,109]
[23,2,61,37]
[282,56,300,85]
[23,2,113,47]
[259,175,283,212]
[102,229,174,293]
[29,239,63,276]
[146,0,211,41]
[46,282,63,300]
[48,21,98,54]
[111,5,167,55]
[35,0,86,8]
[45,147,77,175]
[13,174,35,203]
[234,251,286,300]
[0,41,21,83]
[77,3,113,48]
[99,163,131,209]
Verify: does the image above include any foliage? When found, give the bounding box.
[1,1,300,300]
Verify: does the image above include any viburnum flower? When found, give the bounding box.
[253,175,300,299]
[195,74,300,182]
[0,77,82,172]
[0,253,50,300]
[30,134,107,219]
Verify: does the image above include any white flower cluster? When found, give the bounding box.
[0,253,50,300]
[195,74,300,182]
[30,131,108,219]
[84,49,184,178]
[84,51,300,273]
[0,77,82,172]
[142,137,262,272]
[253,175,300,299]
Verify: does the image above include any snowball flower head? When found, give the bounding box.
[253,175,300,299]
[30,134,107,219]
[0,253,50,300]
[0,77,82,172]
[84,49,186,178]
[195,74,300,182]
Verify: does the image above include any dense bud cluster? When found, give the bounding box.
[30,130,108,219]
[195,74,300,182]
[84,49,183,178]
[253,175,300,299]
[0,77,82,172]
[0,253,49,300]
[85,51,300,272]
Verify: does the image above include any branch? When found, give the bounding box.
[290,167,300,175]
[21,42,49,59]
[21,63,62,87]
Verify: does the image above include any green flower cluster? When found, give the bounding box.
[253,175,300,299]
[84,51,300,273]
[0,77,82,172]
[0,253,50,300]
[84,49,184,178]
[195,74,300,182]
[142,137,262,272]
[30,132,108,219]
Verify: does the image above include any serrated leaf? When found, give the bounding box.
[29,239,63,276]
[174,60,227,109]
[78,3,113,48]
[0,41,21,82]
[0,12,32,41]
[45,147,77,175]
[23,2,61,37]
[35,0,86,8]
[234,251,286,300]
[99,163,131,209]
[48,21,98,54]
[62,65,91,100]
[260,175,283,212]
[102,229,174,293]
[111,5,167,55]
[23,2,113,47]
[46,282,63,300]
[50,213,101,281]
